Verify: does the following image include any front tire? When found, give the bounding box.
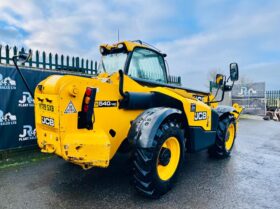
[208,115,236,158]
[131,120,185,198]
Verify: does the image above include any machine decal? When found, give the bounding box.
[191,103,196,112]
[194,111,207,121]
[39,103,54,112]
[94,101,118,108]
[193,95,204,101]
[41,116,55,127]
[64,101,77,114]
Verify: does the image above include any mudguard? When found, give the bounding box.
[128,107,182,148]
[214,104,243,120]
[214,105,236,117]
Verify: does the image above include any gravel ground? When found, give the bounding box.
[0,118,279,209]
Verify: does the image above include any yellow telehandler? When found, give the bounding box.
[29,41,242,198]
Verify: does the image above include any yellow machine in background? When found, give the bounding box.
[34,41,242,198]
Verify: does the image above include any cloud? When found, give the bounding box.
[0,25,24,45]
[157,1,280,90]
[0,0,279,90]
[0,0,181,57]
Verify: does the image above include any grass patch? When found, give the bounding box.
[0,151,54,170]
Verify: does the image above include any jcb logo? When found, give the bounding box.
[18,92,34,107]
[19,125,36,141]
[194,112,207,121]
[42,116,54,127]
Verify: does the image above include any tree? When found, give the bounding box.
[236,74,253,85]
[205,68,223,89]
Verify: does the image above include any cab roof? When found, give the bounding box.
[100,40,149,52]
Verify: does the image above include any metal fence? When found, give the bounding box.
[168,75,181,86]
[266,90,280,110]
[0,44,98,74]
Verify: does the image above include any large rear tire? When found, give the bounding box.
[208,115,236,158]
[131,119,185,198]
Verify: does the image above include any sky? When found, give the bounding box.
[0,0,279,91]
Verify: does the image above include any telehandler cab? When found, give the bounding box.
[31,41,242,198]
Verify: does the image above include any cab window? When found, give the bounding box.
[128,48,167,83]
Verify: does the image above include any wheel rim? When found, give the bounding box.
[225,123,235,151]
[157,136,180,181]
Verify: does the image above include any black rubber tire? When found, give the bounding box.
[131,119,185,198]
[208,114,236,158]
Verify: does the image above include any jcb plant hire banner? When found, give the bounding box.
[0,65,88,150]
[232,82,266,115]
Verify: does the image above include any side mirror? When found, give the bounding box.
[215,74,224,86]
[17,52,32,65]
[229,63,239,81]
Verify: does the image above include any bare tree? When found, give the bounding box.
[205,68,223,89]
[236,74,253,85]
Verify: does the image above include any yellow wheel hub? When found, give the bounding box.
[157,137,180,181]
[225,123,235,151]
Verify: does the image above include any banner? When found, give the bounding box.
[232,82,266,115]
[0,65,90,150]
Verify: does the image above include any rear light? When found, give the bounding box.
[84,96,91,105]
[78,87,96,130]
[83,104,89,112]
[85,87,92,96]
[83,88,93,112]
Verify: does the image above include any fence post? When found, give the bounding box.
[12,46,17,66]
[66,56,69,70]
[49,53,52,70]
[20,47,25,66]
[0,45,2,64]
[42,51,46,69]
[55,54,58,69]
[86,60,89,74]
[270,91,272,107]
[90,61,93,74]
[13,46,17,57]
[278,91,280,108]
[76,57,80,72]
[28,49,32,67]
[266,91,268,107]
[71,57,75,71]
[81,58,84,73]
[61,55,64,70]
[210,81,213,92]
[5,45,10,64]
[35,50,39,68]
[94,61,98,74]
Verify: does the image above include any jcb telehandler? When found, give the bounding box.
[18,41,242,198]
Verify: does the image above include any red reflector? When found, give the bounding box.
[83,104,89,112]
[85,87,92,96]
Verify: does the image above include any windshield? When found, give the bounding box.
[98,52,127,74]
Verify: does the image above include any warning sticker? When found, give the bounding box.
[64,101,77,114]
